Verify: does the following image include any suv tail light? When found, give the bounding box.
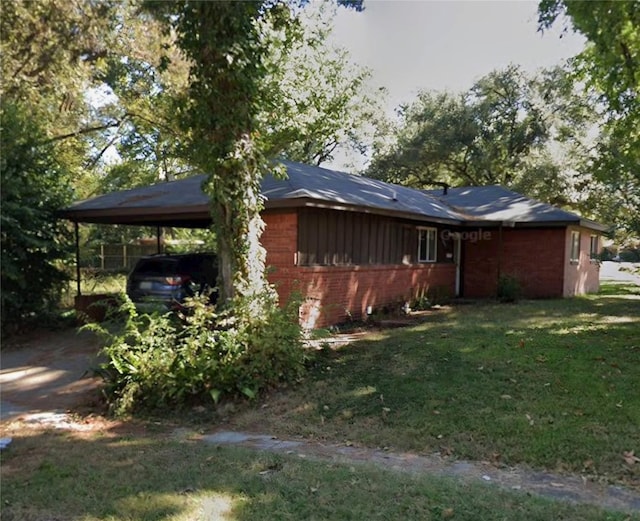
[165,275,190,286]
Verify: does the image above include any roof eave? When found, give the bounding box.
[57,204,212,228]
[264,197,465,226]
[457,219,609,232]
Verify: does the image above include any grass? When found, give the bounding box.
[60,270,127,309]
[2,281,638,519]
[0,426,633,521]
[228,281,640,486]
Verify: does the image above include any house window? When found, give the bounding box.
[590,235,599,261]
[570,231,580,263]
[418,227,437,262]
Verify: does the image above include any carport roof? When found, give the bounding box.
[59,160,607,231]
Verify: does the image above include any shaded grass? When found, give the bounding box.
[60,270,127,308]
[0,427,632,521]
[230,282,640,485]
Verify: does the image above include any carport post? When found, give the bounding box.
[74,221,81,296]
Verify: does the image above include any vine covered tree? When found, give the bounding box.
[146,1,287,304]
[147,0,374,304]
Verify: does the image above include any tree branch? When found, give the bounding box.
[40,120,123,145]
[85,130,123,170]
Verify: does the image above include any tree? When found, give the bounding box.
[74,1,380,251]
[538,0,640,236]
[262,2,385,167]
[144,1,285,304]
[147,0,371,304]
[0,0,124,332]
[538,0,638,115]
[98,2,382,183]
[367,65,596,210]
[0,103,73,333]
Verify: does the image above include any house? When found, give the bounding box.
[60,160,607,328]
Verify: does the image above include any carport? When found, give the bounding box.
[58,174,213,297]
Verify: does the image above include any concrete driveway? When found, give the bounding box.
[0,328,103,422]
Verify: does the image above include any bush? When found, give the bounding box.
[89,291,305,415]
[497,274,522,303]
[1,102,73,336]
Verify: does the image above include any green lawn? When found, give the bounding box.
[2,282,638,520]
[230,281,640,486]
[1,429,632,521]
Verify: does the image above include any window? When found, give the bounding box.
[418,227,437,262]
[590,235,599,261]
[570,231,580,263]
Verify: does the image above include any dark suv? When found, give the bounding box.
[126,253,218,311]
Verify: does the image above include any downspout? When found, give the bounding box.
[74,221,81,296]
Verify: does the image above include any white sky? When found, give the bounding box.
[331,0,585,114]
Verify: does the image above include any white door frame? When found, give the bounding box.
[454,237,462,297]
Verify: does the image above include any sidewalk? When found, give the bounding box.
[202,430,640,514]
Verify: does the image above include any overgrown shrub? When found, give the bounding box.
[89,291,305,415]
[497,274,522,303]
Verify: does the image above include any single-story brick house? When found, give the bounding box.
[61,160,607,328]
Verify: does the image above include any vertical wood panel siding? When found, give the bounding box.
[297,208,455,266]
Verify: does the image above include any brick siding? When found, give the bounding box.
[262,211,600,327]
[263,210,455,328]
[563,226,600,296]
[462,226,599,298]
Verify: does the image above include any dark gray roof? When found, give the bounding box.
[60,160,606,231]
[61,173,211,227]
[60,160,467,227]
[265,161,465,222]
[425,185,607,231]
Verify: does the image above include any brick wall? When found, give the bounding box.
[262,210,456,328]
[563,226,600,296]
[462,227,567,298]
[262,212,600,326]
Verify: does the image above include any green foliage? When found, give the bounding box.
[0,102,74,334]
[367,65,596,210]
[0,0,117,110]
[411,293,432,311]
[92,292,305,415]
[538,0,638,115]
[261,3,386,167]
[538,1,640,237]
[497,274,522,303]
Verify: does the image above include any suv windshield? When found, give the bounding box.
[133,258,179,277]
